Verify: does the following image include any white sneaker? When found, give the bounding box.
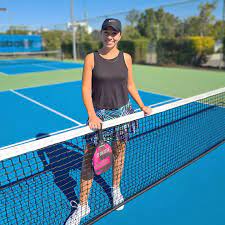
[65,203,90,225]
[112,187,124,211]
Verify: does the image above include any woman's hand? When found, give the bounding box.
[140,106,152,116]
[88,115,102,130]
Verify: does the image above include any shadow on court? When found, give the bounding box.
[0,132,113,224]
[36,133,113,214]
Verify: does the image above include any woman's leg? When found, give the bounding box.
[111,140,126,210]
[112,141,126,188]
[65,145,94,225]
[80,144,95,205]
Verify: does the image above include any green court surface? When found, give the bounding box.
[0,68,83,91]
[0,64,225,98]
[132,65,225,97]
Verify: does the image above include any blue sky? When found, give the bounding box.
[0,0,223,29]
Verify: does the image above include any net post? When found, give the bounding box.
[70,0,77,61]
[221,0,225,69]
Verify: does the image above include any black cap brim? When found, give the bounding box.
[102,25,121,32]
[101,18,122,33]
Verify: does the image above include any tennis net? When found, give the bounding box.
[0,87,225,225]
[0,50,63,66]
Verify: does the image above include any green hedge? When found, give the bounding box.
[157,36,215,66]
[42,31,65,51]
[119,39,149,63]
[42,31,217,66]
[62,41,101,59]
[61,39,149,63]
[42,30,149,62]
[156,39,195,65]
[223,38,225,60]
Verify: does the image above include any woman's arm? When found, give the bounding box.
[82,53,102,129]
[82,53,95,117]
[124,53,152,115]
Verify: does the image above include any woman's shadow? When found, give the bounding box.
[36,133,113,213]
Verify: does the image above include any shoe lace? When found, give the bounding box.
[70,200,79,208]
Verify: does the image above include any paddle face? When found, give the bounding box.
[92,131,113,175]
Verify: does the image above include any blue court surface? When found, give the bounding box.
[0,59,83,75]
[0,81,224,225]
[0,81,178,148]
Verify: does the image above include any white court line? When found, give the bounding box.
[0,71,9,76]
[12,80,82,92]
[33,63,59,70]
[134,98,181,112]
[10,89,84,126]
[34,63,82,70]
[138,88,180,99]
[149,97,181,107]
[0,123,86,151]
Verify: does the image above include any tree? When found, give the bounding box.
[137,8,180,41]
[122,26,142,40]
[6,26,31,35]
[183,16,202,36]
[90,30,101,41]
[183,1,217,37]
[42,31,64,50]
[210,20,225,40]
[155,8,180,39]
[76,25,91,42]
[137,8,155,40]
[198,1,217,36]
[126,9,140,26]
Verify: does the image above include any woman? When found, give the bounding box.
[66,18,151,225]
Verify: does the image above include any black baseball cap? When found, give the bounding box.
[101,18,122,32]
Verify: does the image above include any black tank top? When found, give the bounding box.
[92,51,129,109]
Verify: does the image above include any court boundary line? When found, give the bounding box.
[33,63,62,70]
[0,71,9,76]
[0,64,83,76]
[0,124,85,151]
[134,97,181,112]
[138,88,181,99]
[0,80,82,93]
[10,89,84,126]
[34,63,84,69]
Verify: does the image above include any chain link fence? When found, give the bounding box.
[0,0,224,68]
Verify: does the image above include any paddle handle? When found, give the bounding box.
[98,123,103,141]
